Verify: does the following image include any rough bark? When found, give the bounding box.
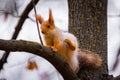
[0,39,79,80]
[68,0,108,80]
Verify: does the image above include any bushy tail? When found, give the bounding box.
[78,49,102,69]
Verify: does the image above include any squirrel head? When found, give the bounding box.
[35,9,55,35]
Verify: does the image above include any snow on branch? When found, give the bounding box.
[0,39,79,80]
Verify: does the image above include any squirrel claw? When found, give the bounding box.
[51,46,58,52]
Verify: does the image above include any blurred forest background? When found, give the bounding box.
[0,0,119,80]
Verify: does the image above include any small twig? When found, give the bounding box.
[32,0,43,45]
[112,48,120,70]
[13,0,19,16]
[28,16,36,22]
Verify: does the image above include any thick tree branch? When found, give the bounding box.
[0,0,39,70]
[115,75,120,80]
[0,39,79,80]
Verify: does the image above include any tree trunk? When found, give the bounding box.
[68,0,108,80]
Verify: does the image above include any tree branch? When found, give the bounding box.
[0,0,39,70]
[12,0,39,39]
[0,39,79,80]
[115,75,120,80]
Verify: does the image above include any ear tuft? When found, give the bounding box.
[48,9,54,24]
[35,15,44,24]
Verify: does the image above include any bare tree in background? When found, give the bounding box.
[0,0,21,20]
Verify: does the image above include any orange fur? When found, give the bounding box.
[35,15,44,24]
[64,38,76,51]
[35,9,102,73]
[36,9,79,73]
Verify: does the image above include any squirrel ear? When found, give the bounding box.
[35,15,44,24]
[48,9,54,24]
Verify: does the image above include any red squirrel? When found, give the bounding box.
[35,9,101,73]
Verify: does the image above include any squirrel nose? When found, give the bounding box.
[41,31,45,34]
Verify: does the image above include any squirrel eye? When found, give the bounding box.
[47,25,50,28]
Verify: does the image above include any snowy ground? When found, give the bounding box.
[0,0,120,80]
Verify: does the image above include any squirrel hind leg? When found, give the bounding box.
[64,38,76,51]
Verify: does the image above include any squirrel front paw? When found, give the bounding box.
[64,38,76,51]
[51,46,58,52]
